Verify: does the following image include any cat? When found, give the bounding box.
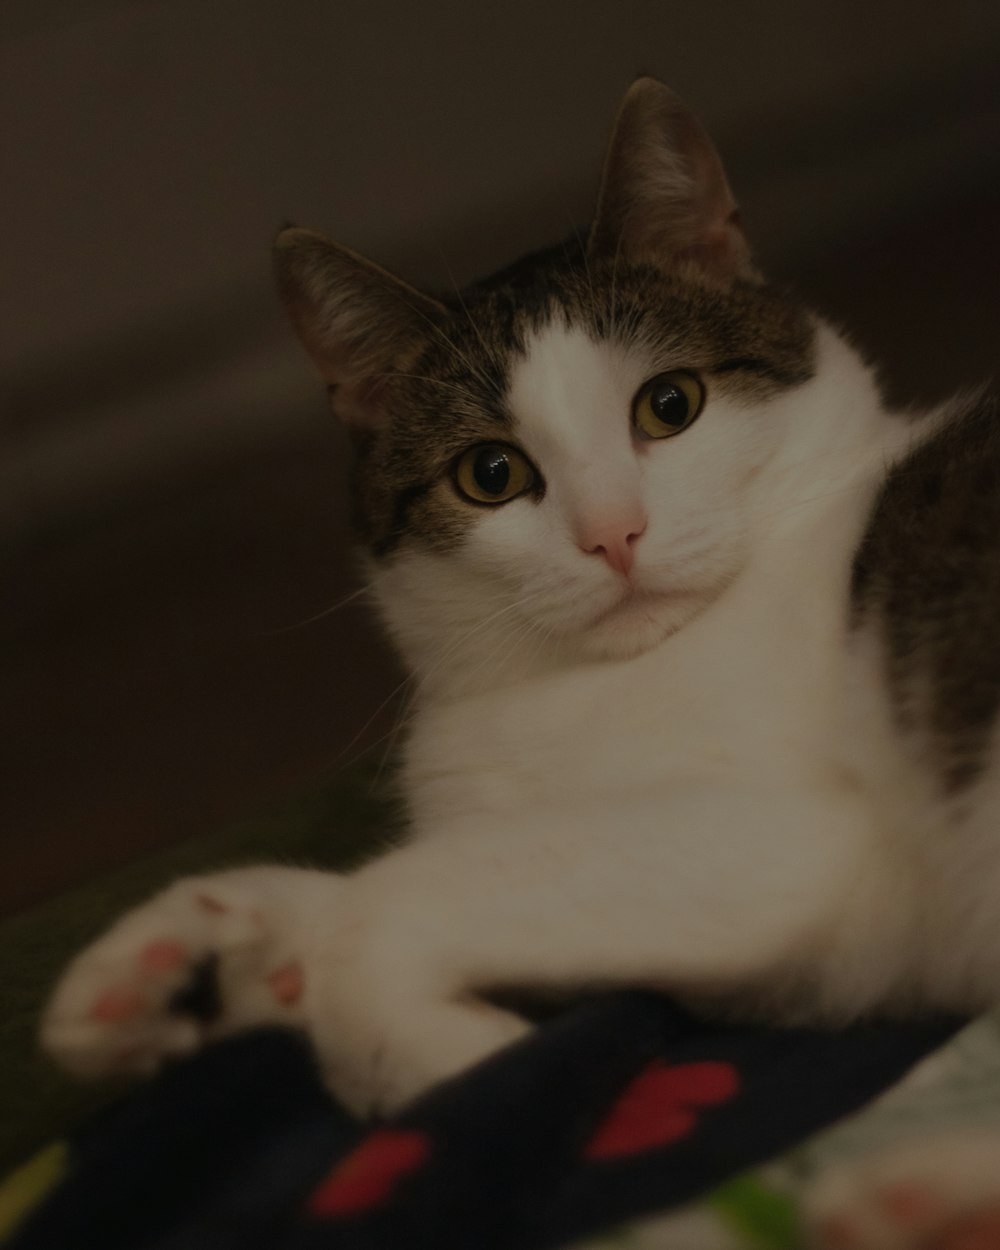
[41,78,1000,1140]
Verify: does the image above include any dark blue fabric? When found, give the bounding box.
[10,995,962,1250]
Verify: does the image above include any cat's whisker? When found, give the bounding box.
[455,610,547,692]
[376,371,483,407]
[362,670,419,796]
[438,250,506,386]
[431,323,500,399]
[411,282,502,398]
[757,490,858,529]
[516,614,563,682]
[331,586,555,779]
[420,587,551,667]
[262,578,380,634]
[370,682,419,794]
[414,584,557,695]
[395,293,498,398]
[608,231,624,338]
[336,587,555,780]
[323,668,417,778]
[754,464,885,528]
[565,216,596,309]
[354,594,558,794]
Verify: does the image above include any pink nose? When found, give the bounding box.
[579,519,646,576]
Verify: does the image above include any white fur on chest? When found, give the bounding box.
[377,316,964,1009]
[406,525,872,830]
[395,323,929,837]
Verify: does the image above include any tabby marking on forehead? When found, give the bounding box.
[351,250,816,560]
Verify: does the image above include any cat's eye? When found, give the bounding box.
[454,443,535,505]
[632,371,705,439]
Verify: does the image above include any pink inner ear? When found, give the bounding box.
[675,220,748,283]
[588,79,755,283]
[330,375,391,431]
[276,227,447,431]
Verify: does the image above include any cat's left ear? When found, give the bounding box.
[274,227,447,427]
[588,78,756,284]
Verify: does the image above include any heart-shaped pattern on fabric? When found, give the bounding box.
[308,1129,432,1217]
[585,1059,741,1160]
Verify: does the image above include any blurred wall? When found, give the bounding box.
[3,0,1000,527]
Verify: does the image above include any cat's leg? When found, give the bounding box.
[305,780,910,1115]
[43,782,906,1118]
[800,1129,1000,1249]
[41,865,343,1079]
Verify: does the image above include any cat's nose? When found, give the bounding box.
[578,516,647,576]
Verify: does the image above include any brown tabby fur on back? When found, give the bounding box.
[853,392,1000,792]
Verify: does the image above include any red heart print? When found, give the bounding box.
[585,1059,740,1160]
[308,1129,432,1217]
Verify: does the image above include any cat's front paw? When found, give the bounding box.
[301,892,533,1117]
[41,868,316,1079]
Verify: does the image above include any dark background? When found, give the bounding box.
[3,0,999,916]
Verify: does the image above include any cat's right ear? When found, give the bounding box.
[274,228,446,427]
[588,79,756,284]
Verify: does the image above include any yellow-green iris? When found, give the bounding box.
[454,443,535,505]
[633,371,705,438]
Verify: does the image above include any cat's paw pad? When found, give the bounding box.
[802,1131,1000,1250]
[41,878,305,1079]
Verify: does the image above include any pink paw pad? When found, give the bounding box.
[879,1182,944,1228]
[935,1206,1000,1250]
[268,962,304,1006]
[196,893,229,914]
[139,940,188,972]
[817,1214,862,1250]
[92,988,147,1023]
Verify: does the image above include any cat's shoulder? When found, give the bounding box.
[852,387,1000,791]
[854,385,1000,595]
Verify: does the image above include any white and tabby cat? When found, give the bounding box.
[42,80,999,1129]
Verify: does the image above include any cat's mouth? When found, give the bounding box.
[576,583,703,656]
[591,585,692,626]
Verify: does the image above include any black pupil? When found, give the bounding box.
[473,447,511,496]
[650,381,690,426]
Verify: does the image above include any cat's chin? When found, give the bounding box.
[574,588,710,661]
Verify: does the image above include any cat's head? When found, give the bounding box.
[275,80,825,691]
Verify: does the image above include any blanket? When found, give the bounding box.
[1,994,961,1250]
